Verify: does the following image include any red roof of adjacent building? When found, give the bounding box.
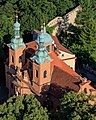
[48,51,81,94]
[26,41,38,51]
[49,52,79,77]
[51,36,73,54]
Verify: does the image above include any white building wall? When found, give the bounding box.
[58,50,76,71]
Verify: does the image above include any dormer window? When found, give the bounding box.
[44,70,47,78]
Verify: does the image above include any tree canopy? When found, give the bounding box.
[0,94,48,120]
[0,0,78,42]
[52,91,96,120]
[79,18,96,54]
[0,0,56,40]
[76,0,96,25]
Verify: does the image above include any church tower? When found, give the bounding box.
[9,15,26,71]
[30,26,52,94]
[5,15,26,97]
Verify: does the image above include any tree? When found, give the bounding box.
[79,18,96,55]
[57,91,96,120]
[0,94,48,120]
[48,0,77,16]
[0,0,56,42]
[76,0,96,25]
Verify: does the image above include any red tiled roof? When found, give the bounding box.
[51,66,80,92]
[25,41,38,57]
[49,52,80,77]
[26,41,38,51]
[51,36,73,54]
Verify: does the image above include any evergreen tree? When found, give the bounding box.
[0,0,56,42]
[48,0,77,16]
[76,0,96,25]
[79,18,96,54]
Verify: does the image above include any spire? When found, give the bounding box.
[16,12,18,22]
[10,10,25,50]
[14,10,20,39]
[43,23,46,33]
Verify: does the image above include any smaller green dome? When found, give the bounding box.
[36,32,53,44]
[14,21,20,30]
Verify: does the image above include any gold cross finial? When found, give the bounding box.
[15,10,19,22]
[43,23,45,26]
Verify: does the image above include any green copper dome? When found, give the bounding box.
[35,25,53,44]
[14,21,20,30]
[31,30,52,64]
[10,19,25,50]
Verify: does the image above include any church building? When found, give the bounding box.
[5,18,96,109]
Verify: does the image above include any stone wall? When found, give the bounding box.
[47,5,81,27]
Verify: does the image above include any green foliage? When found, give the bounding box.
[79,18,96,54]
[76,0,96,25]
[0,94,48,120]
[0,0,79,42]
[49,0,77,16]
[69,44,92,64]
[58,18,96,65]
[0,0,57,41]
[58,91,96,120]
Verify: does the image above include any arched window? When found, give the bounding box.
[44,70,47,78]
[12,56,14,63]
[84,88,87,93]
[36,70,38,78]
